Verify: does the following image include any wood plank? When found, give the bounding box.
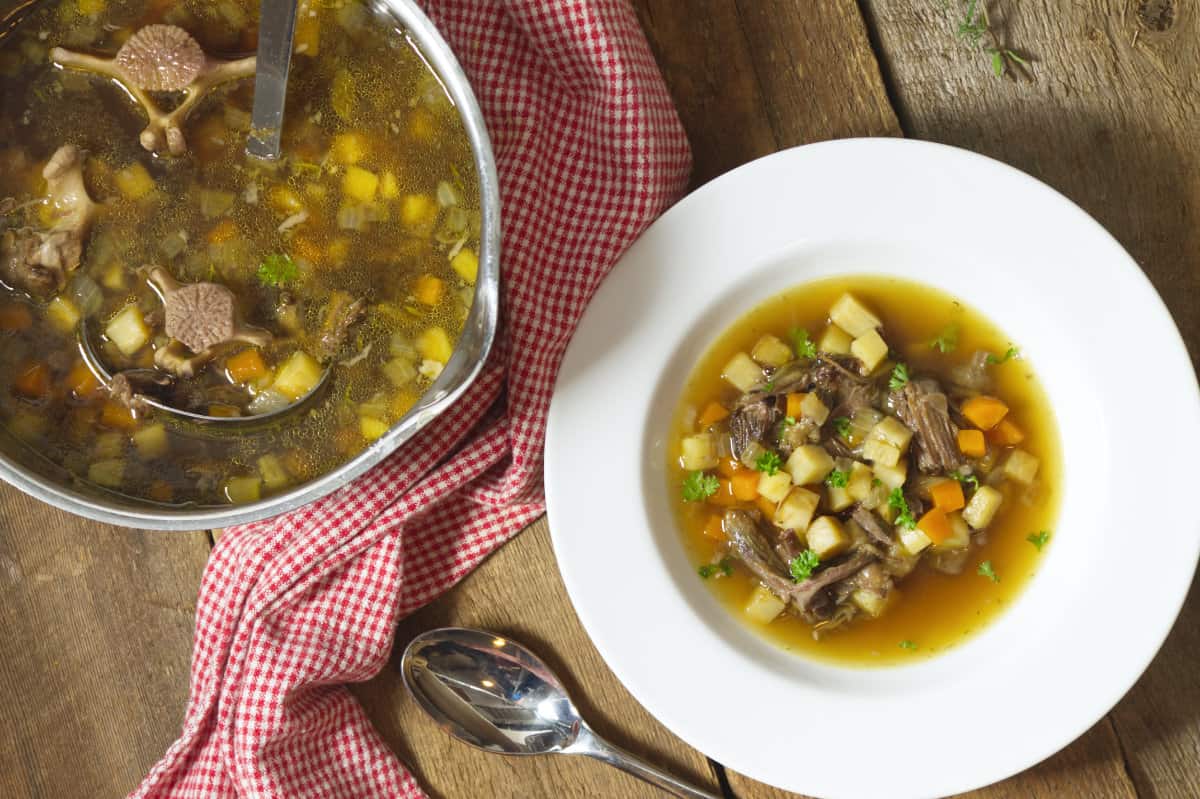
[352,519,722,798]
[0,486,210,798]
[632,0,901,188]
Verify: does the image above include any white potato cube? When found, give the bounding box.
[963,485,1004,529]
[847,461,875,500]
[825,484,854,512]
[817,324,853,355]
[680,433,719,471]
[46,296,81,334]
[829,292,882,337]
[932,512,971,551]
[862,438,901,468]
[1004,449,1040,485]
[751,334,793,367]
[850,329,889,373]
[105,304,150,356]
[257,454,290,491]
[88,458,124,488]
[872,459,907,490]
[851,589,889,618]
[786,445,835,485]
[757,470,793,503]
[722,352,763,392]
[93,431,124,460]
[898,524,933,556]
[870,416,913,453]
[806,516,849,559]
[131,423,168,459]
[799,392,829,425]
[774,487,820,532]
[744,584,786,624]
[272,351,323,400]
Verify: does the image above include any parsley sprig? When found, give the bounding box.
[987,346,1020,364]
[954,471,980,491]
[698,557,735,579]
[977,560,1000,583]
[888,488,916,529]
[682,471,719,502]
[929,324,959,353]
[825,469,850,488]
[833,416,851,439]
[755,451,783,476]
[956,0,1031,78]
[899,640,918,651]
[1026,530,1051,551]
[790,328,817,360]
[889,362,910,391]
[256,253,298,286]
[789,550,820,582]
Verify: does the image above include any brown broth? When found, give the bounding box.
[667,275,1062,666]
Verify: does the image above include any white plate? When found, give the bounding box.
[545,139,1200,799]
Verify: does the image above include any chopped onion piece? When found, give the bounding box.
[247,390,290,416]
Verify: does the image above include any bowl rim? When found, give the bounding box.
[0,0,501,530]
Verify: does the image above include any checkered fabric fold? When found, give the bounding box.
[131,1,690,796]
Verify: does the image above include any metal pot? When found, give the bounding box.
[0,0,501,530]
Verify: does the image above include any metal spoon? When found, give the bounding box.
[401,627,720,799]
[245,0,299,161]
[77,320,330,425]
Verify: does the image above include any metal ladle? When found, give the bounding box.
[401,627,721,799]
[245,0,299,161]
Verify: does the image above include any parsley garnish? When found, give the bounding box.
[833,417,851,439]
[755,451,783,476]
[789,550,820,582]
[789,328,817,360]
[699,557,735,579]
[256,253,298,286]
[986,346,1019,364]
[954,471,980,491]
[825,469,850,488]
[955,0,1031,78]
[872,477,883,487]
[783,416,797,426]
[682,472,719,502]
[888,488,916,529]
[929,324,959,353]
[889,362,910,391]
[899,640,917,651]
[763,379,776,392]
[1026,530,1051,551]
[977,560,1000,583]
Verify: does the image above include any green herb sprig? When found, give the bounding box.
[256,253,298,286]
[789,550,821,582]
[682,472,719,502]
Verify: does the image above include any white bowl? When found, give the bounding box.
[545,139,1200,799]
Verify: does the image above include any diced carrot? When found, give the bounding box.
[987,417,1025,447]
[148,480,174,503]
[99,400,138,430]
[786,393,805,419]
[957,428,987,458]
[717,458,743,479]
[730,470,760,501]
[755,495,778,519]
[12,361,50,400]
[697,401,729,427]
[916,508,951,545]
[708,478,739,507]
[206,218,238,245]
[961,395,1009,430]
[208,403,241,418]
[65,360,101,400]
[930,480,965,513]
[413,274,445,306]
[702,514,725,541]
[0,303,32,331]
[225,348,268,384]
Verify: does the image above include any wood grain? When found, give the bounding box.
[352,519,722,799]
[0,486,209,798]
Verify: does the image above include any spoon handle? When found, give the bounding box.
[246,0,299,161]
[569,725,721,799]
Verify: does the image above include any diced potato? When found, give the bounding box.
[94,431,124,460]
[329,132,368,164]
[963,485,1003,529]
[799,392,829,425]
[45,296,80,333]
[88,458,124,488]
[774,487,820,532]
[872,459,907,491]
[77,0,107,16]
[360,416,389,440]
[272,351,323,400]
[721,352,762,392]
[132,423,168,459]
[100,260,127,292]
[342,166,380,203]
[870,416,913,452]
[847,462,874,500]
[750,334,792,367]
[933,512,971,551]
[105,305,150,356]
[825,484,854,512]
[413,274,445,306]
[829,293,882,337]
[400,193,438,230]
[862,438,901,468]
[379,171,400,200]
[114,162,155,201]
[257,454,289,491]
[744,584,786,625]
[451,248,479,284]
[756,470,793,503]
[817,324,853,355]
[786,445,835,486]
[898,524,933,556]
[224,476,262,504]
[9,411,46,442]
[807,516,849,558]
[850,329,889,373]
[416,326,453,364]
[1003,449,1040,485]
[382,357,417,388]
[847,406,884,447]
[851,588,889,618]
[680,433,719,471]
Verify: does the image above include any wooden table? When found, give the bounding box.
[2,2,1197,797]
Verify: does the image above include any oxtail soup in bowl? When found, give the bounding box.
[0,0,497,526]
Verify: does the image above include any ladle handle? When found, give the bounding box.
[246,0,299,161]
[569,725,722,799]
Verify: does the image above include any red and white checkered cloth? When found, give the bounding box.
[131,1,689,796]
